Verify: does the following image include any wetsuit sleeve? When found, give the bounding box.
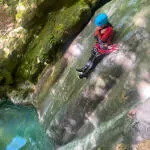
[94,28,102,39]
[100,27,113,42]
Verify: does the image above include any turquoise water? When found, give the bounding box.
[0,99,55,150]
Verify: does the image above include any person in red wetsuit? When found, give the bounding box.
[94,23,113,49]
[76,13,114,79]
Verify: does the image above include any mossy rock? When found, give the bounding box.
[15,0,100,27]
[0,0,97,85]
[0,0,103,85]
[0,27,31,75]
[15,0,57,26]
[16,0,91,81]
[0,69,13,85]
[1,0,19,15]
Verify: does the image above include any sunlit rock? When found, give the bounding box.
[115,143,127,150]
[135,139,150,150]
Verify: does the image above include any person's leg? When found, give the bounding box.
[76,50,96,72]
[78,61,94,78]
[79,53,105,78]
[93,53,105,68]
[78,52,97,78]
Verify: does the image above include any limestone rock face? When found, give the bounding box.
[30,0,149,149]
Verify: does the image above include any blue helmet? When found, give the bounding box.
[94,13,108,26]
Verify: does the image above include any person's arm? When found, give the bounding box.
[100,26,113,42]
[94,27,102,39]
[94,28,106,49]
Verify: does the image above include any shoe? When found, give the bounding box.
[79,73,88,79]
[76,68,84,72]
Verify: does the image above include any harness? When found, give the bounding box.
[95,43,120,54]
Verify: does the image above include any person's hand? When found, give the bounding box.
[101,28,106,34]
[103,44,108,49]
[96,26,102,30]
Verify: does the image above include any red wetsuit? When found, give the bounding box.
[94,25,113,45]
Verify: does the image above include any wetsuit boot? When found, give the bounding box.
[77,48,99,79]
[76,65,88,72]
[79,73,88,79]
[78,60,93,79]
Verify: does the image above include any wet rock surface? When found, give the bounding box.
[36,0,150,149]
[129,99,150,149]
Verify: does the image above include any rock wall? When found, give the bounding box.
[0,0,105,86]
[32,0,150,149]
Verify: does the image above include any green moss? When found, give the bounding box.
[15,3,35,25]
[53,24,65,38]
[0,69,13,85]
[0,76,4,83]
[15,10,23,21]
[15,0,56,26]
[0,0,92,85]
[16,0,91,81]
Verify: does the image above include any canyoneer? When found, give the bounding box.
[76,13,119,79]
